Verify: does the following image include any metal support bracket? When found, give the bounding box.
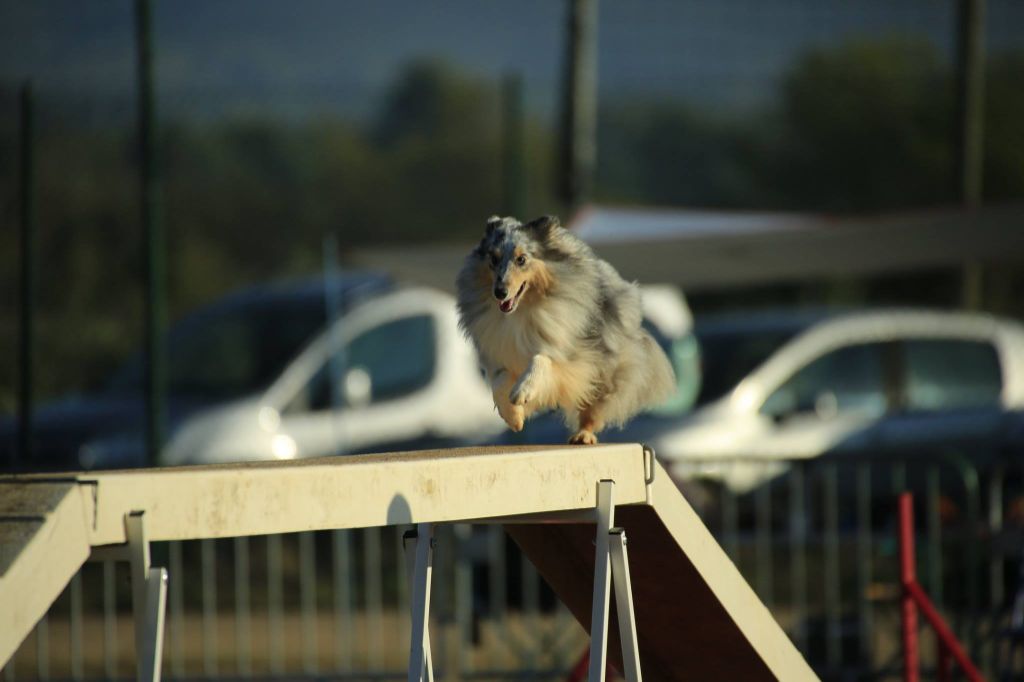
[589,481,643,682]
[403,523,435,682]
[589,481,615,679]
[642,444,656,505]
[610,528,641,681]
[125,511,168,682]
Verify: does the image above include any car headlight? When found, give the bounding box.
[271,433,297,460]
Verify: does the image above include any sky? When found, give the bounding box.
[2,0,1024,125]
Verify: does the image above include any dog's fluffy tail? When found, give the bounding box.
[635,329,677,408]
[600,329,677,428]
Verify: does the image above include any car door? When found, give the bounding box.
[276,299,442,457]
[876,337,1005,457]
[755,341,893,459]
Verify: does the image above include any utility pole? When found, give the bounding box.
[955,0,986,309]
[955,0,986,207]
[558,0,599,213]
[135,0,166,465]
[501,73,526,218]
[17,81,36,470]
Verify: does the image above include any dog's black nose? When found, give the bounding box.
[494,285,508,300]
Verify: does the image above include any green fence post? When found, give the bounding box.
[16,81,36,470]
[558,0,598,211]
[135,0,166,466]
[501,72,525,218]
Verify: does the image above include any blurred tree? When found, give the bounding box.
[368,59,505,239]
[983,50,1024,201]
[4,47,1019,410]
[372,58,494,149]
[771,38,955,211]
[596,102,763,208]
[596,38,1017,213]
[0,60,560,406]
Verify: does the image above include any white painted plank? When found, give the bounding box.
[78,445,648,546]
[0,483,91,667]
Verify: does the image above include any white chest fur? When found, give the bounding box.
[474,312,543,375]
[472,295,588,377]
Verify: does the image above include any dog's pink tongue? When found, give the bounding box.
[500,299,513,313]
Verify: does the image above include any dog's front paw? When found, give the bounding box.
[568,430,598,445]
[498,403,525,432]
[509,375,535,406]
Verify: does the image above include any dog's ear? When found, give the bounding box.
[524,215,560,242]
[485,215,503,235]
[475,216,502,257]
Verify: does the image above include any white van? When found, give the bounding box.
[16,274,504,470]
[159,284,502,465]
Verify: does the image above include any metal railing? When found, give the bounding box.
[3,524,586,681]
[690,451,1023,681]
[4,451,1022,681]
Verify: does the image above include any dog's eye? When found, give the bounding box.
[515,255,527,267]
[489,254,500,267]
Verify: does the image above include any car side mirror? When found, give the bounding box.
[814,391,839,420]
[761,390,795,425]
[343,367,372,409]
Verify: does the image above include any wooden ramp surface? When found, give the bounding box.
[0,445,815,680]
[508,467,816,681]
[0,481,92,667]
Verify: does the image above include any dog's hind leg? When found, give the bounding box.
[568,405,604,445]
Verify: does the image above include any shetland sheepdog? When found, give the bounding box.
[456,215,675,444]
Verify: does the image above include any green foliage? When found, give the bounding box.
[0,60,558,407]
[772,37,955,211]
[372,58,495,149]
[984,52,1024,200]
[598,39,1024,213]
[597,100,777,208]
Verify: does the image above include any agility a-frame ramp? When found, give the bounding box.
[0,444,817,681]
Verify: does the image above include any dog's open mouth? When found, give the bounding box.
[499,282,527,314]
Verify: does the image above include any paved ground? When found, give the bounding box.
[5,610,589,680]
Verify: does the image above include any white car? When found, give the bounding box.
[160,285,503,465]
[6,274,504,470]
[648,309,1024,492]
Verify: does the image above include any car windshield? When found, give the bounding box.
[107,298,327,400]
[694,324,808,405]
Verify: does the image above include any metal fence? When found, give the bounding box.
[698,450,1024,681]
[3,523,586,681]
[4,452,1023,681]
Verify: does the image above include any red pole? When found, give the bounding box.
[906,582,985,682]
[898,492,984,682]
[565,648,616,682]
[937,643,951,682]
[566,650,589,682]
[899,493,919,682]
